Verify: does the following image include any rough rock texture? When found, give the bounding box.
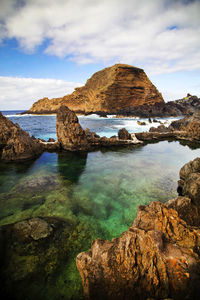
[169,110,200,141]
[26,64,164,114]
[135,110,200,143]
[76,157,200,300]
[118,128,132,140]
[0,112,43,161]
[56,106,142,151]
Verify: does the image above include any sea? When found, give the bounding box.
[1,110,200,299]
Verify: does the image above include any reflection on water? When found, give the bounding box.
[0,141,200,299]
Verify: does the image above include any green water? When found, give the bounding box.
[0,140,200,299]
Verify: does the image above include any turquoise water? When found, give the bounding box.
[0,111,199,299]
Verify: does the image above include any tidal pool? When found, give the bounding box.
[0,140,200,299]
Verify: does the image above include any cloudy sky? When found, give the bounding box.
[0,0,200,110]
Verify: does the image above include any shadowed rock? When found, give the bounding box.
[56,106,142,151]
[0,112,43,161]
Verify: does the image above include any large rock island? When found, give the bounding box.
[26,64,164,115]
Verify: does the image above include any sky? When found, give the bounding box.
[0,0,200,110]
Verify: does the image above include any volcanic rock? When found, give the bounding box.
[76,157,200,300]
[56,106,142,151]
[118,128,132,140]
[27,64,164,115]
[0,112,43,161]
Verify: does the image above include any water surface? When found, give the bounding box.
[0,111,199,299]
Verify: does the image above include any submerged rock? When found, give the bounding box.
[56,106,142,151]
[0,112,43,161]
[76,157,200,300]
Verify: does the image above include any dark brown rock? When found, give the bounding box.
[166,196,200,227]
[118,128,132,140]
[56,106,143,151]
[0,112,43,161]
[178,157,200,206]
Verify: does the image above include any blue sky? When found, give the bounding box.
[0,0,200,110]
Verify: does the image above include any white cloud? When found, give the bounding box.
[0,0,200,74]
[0,76,81,110]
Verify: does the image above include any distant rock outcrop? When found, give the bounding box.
[135,109,200,143]
[56,106,142,151]
[0,112,43,161]
[76,157,200,300]
[26,64,164,115]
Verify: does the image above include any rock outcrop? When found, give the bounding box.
[56,106,142,151]
[0,112,43,161]
[26,64,164,115]
[76,157,200,300]
[135,110,200,143]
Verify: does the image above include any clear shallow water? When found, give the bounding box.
[0,111,199,299]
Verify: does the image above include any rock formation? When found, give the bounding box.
[135,109,200,143]
[26,64,164,115]
[76,157,200,300]
[0,112,43,161]
[56,106,142,151]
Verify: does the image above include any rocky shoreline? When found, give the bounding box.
[1,106,200,161]
[76,157,200,300]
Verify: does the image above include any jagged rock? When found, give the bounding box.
[166,196,200,227]
[77,201,200,300]
[178,157,200,205]
[0,112,43,161]
[76,158,200,300]
[26,64,164,115]
[135,110,200,143]
[149,124,171,133]
[56,106,91,151]
[118,128,132,140]
[56,106,143,151]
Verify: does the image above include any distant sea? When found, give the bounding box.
[2,110,181,141]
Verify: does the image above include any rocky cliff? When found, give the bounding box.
[76,158,200,300]
[26,64,164,114]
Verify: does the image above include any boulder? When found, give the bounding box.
[0,112,43,161]
[118,128,132,140]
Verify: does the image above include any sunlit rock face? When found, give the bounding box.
[27,64,164,114]
[76,157,200,300]
[0,112,43,161]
